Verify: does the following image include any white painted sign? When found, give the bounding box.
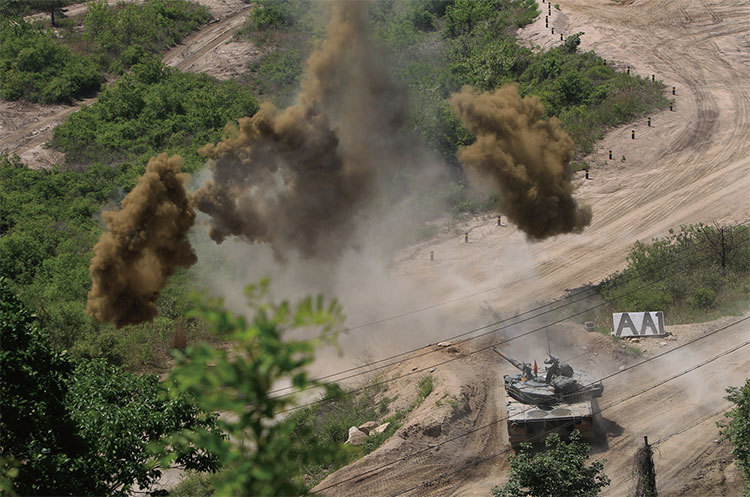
[612,311,665,337]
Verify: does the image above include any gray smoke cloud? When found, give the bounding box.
[193,1,407,259]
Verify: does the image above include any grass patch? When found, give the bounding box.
[418,375,434,401]
[278,375,434,491]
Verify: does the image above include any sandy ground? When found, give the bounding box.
[312,0,750,495]
[1,0,256,169]
[162,2,261,78]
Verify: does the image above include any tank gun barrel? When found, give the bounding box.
[491,346,526,372]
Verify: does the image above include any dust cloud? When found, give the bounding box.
[87,154,197,328]
[193,0,407,259]
[449,84,592,240]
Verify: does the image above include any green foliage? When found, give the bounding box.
[564,32,584,54]
[157,279,345,496]
[0,18,102,103]
[0,278,218,496]
[51,57,259,170]
[248,48,304,103]
[0,151,215,367]
[720,379,750,496]
[83,0,210,73]
[0,276,82,495]
[0,0,208,103]
[492,431,610,497]
[418,375,434,400]
[236,0,313,106]
[597,224,750,325]
[689,287,716,309]
[249,0,295,30]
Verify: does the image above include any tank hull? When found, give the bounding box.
[505,397,595,447]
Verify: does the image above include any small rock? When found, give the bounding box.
[631,338,641,343]
[714,439,720,444]
[429,367,436,373]
[660,341,668,346]
[346,426,368,445]
[371,422,390,435]
[619,365,625,371]
[411,367,418,372]
[437,341,454,347]
[358,421,378,434]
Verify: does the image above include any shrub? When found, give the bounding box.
[719,379,750,496]
[51,58,260,170]
[0,19,102,103]
[0,278,219,496]
[83,0,211,73]
[564,32,583,54]
[492,431,610,497]
[418,376,434,400]
[689,287,716,309]
[249,1,290,29]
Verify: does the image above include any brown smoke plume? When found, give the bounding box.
[193,1,406,259]
[449,85,592,240]
[87,154,197,328]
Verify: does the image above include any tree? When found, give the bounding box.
[32,0,65,26]
[492,431,610,497]
[719,379,750,496]
[0,277,219,495]
[156,278,344,496]
[0,276,86,495]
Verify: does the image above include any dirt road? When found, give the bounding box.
[0,0,253,169]
[315,0,750,495]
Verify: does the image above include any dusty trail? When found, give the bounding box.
[317,0,750,495]
[0,0,253,169]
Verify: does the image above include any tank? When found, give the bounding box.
[492,346,603,447]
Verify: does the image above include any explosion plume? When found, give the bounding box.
[449,85,592,240]
[194,1,406,259]
[87,154,196,328]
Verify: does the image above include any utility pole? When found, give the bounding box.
[634,435,657,497]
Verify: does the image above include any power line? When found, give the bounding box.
[313,315,750,494]
[274,236,750,412]
[653,405,732,446]
[270,222,749,397]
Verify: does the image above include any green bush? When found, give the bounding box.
[418,376,434,400]
[0,278,219,496]
[689,287,716,309]
[51,57,259,170]
[493,431,609,497]
[249,1,291,29]
[0,19,102,103]
[598,224,750,324]
[719,379,750,496]
[83,0,211,73]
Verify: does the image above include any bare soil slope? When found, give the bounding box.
[315,0,750,495]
